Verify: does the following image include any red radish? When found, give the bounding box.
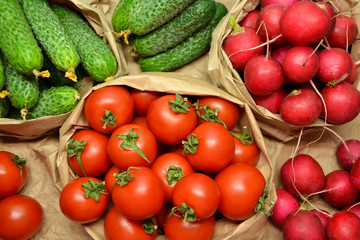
[279,88,323,126]
[344,204,360,218]
[270,188,300,227]
[244,55,285,96]
[310,209,331,229]
[322,170,359,208]
[316,48,353,84]
[239,10,260,28]
[282,46,319,83]
[326,211,360,240]
[280,154,325,197]
[261,0,300,9]
[283,210,326,240]
[345,60,359,84]
[350,158,360,190]
[271,44,294,83]
[327,15,357,49]
[280,1,331,45]
[336,139,360,171]
[315,1,336,38]
[252,87,287,114]
[320,81,360,125]
[256,4,287,45]
[223,17,265,71]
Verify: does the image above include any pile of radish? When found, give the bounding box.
[223,0,360,126]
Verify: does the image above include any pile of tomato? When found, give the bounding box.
[59,84,269,240]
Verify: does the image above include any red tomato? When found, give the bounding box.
[195,96,240,130]
[146,94,198,145]
[215,163,266,221]
[108,124,158,170]
[231,130,260,166]
[0,195,43,240]
[0,151,27,199]
[66,129,112,177]
[130,116,148,128]
[112,166,165,220]
[172,173,220,220]
[164,213,216,240]
[154,202,173,231]
[130,88,163,116]
[150,152,195,202]
[83,85,134,134]
[104,206,158,240]
[104,165,121,196]
[59,177,109,223]
[184,122,234,173]
[166,143,186,156]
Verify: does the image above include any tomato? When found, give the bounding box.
[130,116,148,128]
[104,165,121,196]
[107,124,158,170]
[231,130,260,166]
[150,152,195,202]
[184,122,234,173]
[130,88,163,116]
[146,94,198,145]
[154,202,173,231]
[112,166,165,220]
[0,195,43,240]
[172,173,220,220]
[59,177,109,224]
[195,96,240,130]
[104,206,158,240]
[164,213,216,240]
[83,85,134,134]
[66,129,112,177]
[166,143,186,156]
[0,151,27,199]
[214,163,266,221]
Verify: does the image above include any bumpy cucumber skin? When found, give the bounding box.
[0,98,11,118]
[20,0,80,73]
[0,0,43,76]
[53,5,118,82]
[129,0,196,35]
[139,2,228,72]
[3,57,40,110]
[112,0,143,32]
[0,57,4,90]
[132,0,216,57]
[28,86,80,119]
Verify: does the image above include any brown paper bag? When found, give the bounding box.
[208,0,360,142]
[57,72,276,240]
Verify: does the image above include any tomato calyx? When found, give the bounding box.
[10,155,27,180]
[101,109,117,129]
[66,139,87,176]
[194,103,227,128]
[142,216,158,235]
[113,166,140,187]
[254,177,273,216]
[182,133,199,154]
[230,126,254,145]
[165,165,185,185]
[81,179,107,202]
[115,127,150,163]
[168,94,192,113]
[168,202,198,222]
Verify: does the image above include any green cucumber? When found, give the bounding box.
[112,0,143,33]
[128,0,196,35]
[28,86,81,119]
[0,98,11,118]
[53,5,118,82]
[20,0,81,82]
[0,0,44,76]
[139,2,228,72]
[131,0,216,57]
[0,57,4,90]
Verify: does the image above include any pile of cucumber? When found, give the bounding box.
[112,0,228,72]
[0,0,118,120]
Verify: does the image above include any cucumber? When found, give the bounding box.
[128,0,196,35]
[0,98,11,118]
[20,0,81,82]
[139,2,228,72]
[53,5,118,82]
[28,86,81,119]
[0,57,4,90]
[112,0,143,33]
[131,0,216,57]
[0,0,44,76]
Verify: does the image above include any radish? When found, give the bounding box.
[244,55,285,96]
[326,211,360,240]
[252,87,287,114]
[310,209,331,229]
[316,48,353,84]
[322,170,359,208]
[282,46,319,83]
[350,158,360,190]
[320,81,360,125]
[279,88,323,126]
[282,210,326,240]
[280,1,331,45]
[223,17,265,71]
[261,0,300,9]
[280,154,325,197]
[336,139,360,171]
[344,204,360,218]
[345,60,359,84]
[270,188,300,227]
[327,15,357,49]
[315,1,336,38]
[256,4,287,45]
[239,10,260,28]
[271,44,294,83]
